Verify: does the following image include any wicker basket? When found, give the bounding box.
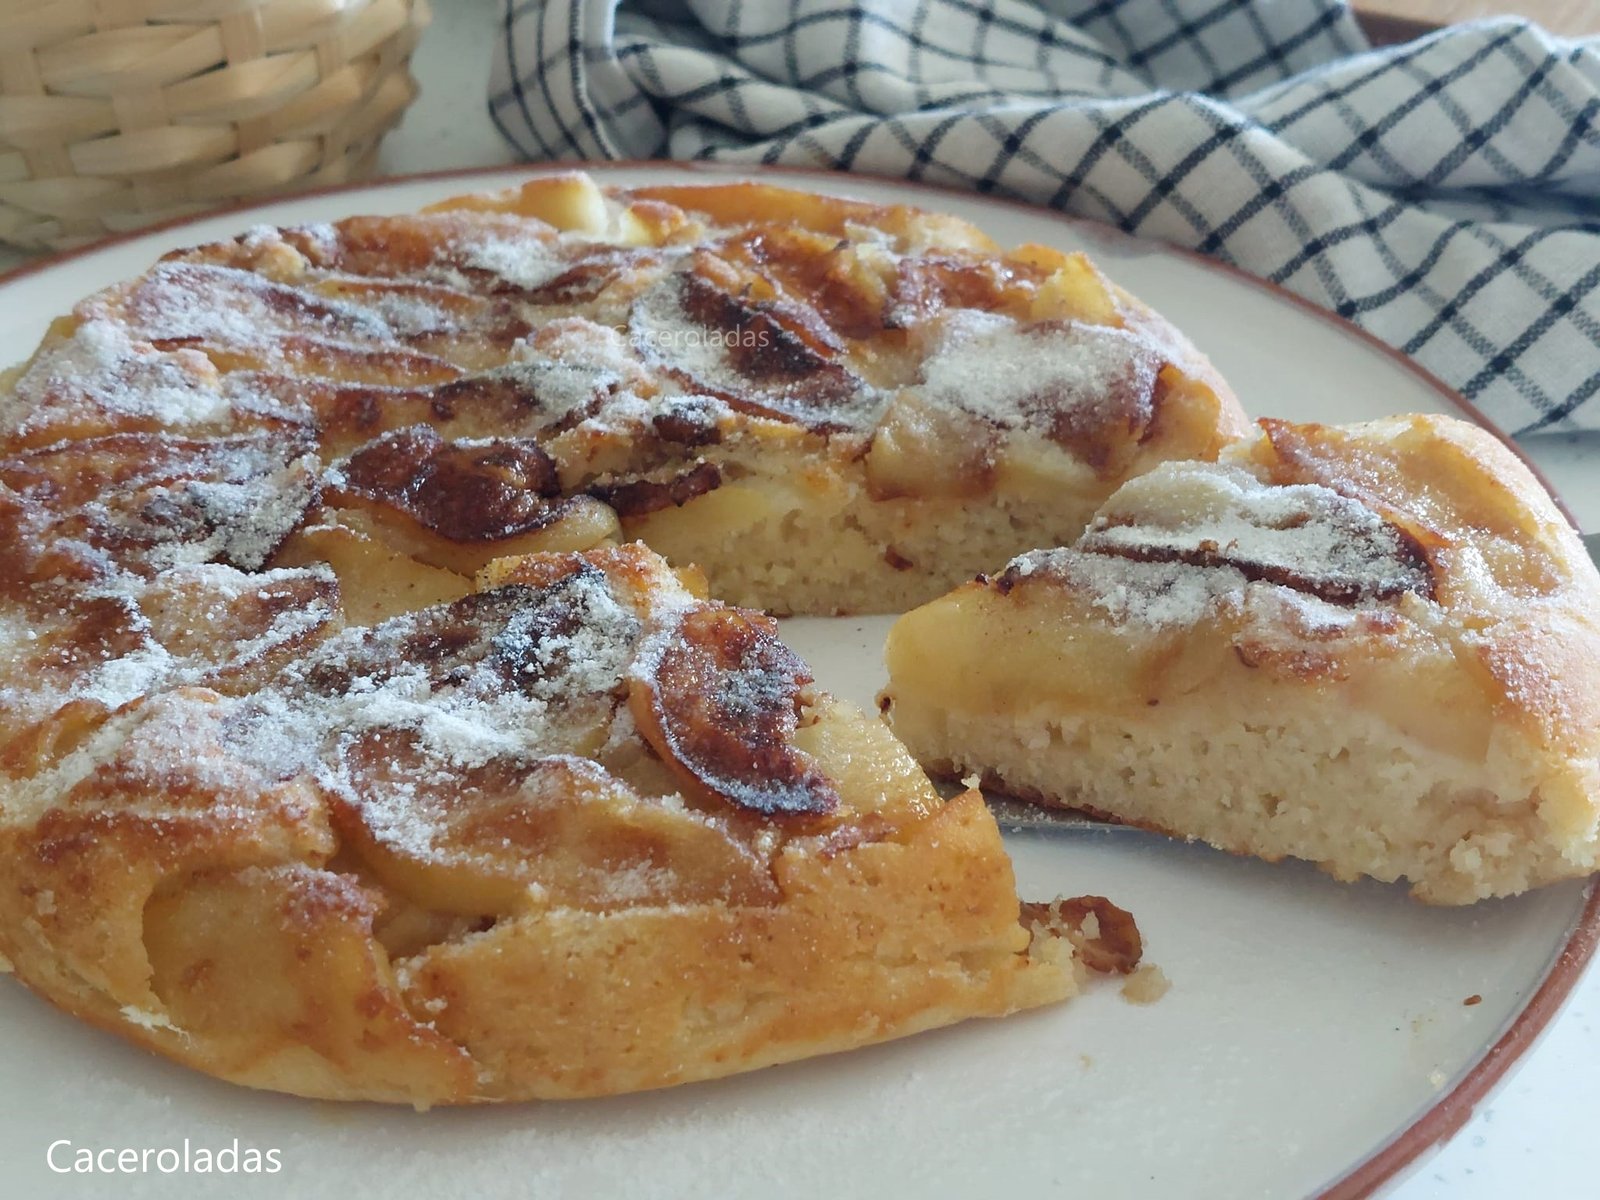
[0,0,431,251]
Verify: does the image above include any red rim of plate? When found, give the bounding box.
[1,159,1594,1200]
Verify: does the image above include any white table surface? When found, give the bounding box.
[3,2,1597,1195]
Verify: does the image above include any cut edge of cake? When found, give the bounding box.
[880,414,1600,904]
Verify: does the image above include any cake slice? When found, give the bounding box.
[881,415,1600,904]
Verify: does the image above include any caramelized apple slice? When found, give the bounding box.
[0,563,337,772]
[0,430,318,573]
[138,563,339,690]
[329,732,778,915]
[273,514,472,625]
[1020,896,1143,976]
[326,424,561,536]
[427,171,612,233]
[143,863,476,1103]
[715,225,895,342]
[1008,247,1121,325]
[888,253,1041,326]
[623,180,999,251]
[913,316,1162,476]
[865,390,996,499]
[629,258,871,430]
[628,605,840,817]
[324,425,620,574]
[789,695,939,826]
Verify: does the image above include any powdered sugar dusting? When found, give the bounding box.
[73,641,176,711]
[461,236,567,292]
[0,562,338,745]
[0,705,146,825]
[1008,548,1248,628]
[629,273,883,427]
[1,319,233,438]
[1084,464,1424,592]
[1006,461,1435,630]
[499,360,612,428]
[630,277,746,391]
[1085,463,1431,602]
[917,309,1157,437]
[225,570,648,860]
[142,453,320,572]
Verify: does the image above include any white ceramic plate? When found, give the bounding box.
[0,165,1593,1200]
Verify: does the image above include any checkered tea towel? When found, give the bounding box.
[489,0,1600,437]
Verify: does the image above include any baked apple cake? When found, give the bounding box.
[881,414,1600,904]
[0,532,1083,1102]
[0,170,1246,616]
[0,172,1214,1103]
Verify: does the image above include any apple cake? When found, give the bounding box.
[0,172,1216,1103]
[0,529,1083,1103]
[0,170,1246,617]
[881,414,1600,904]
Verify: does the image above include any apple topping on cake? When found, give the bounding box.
[0,533,1077,1103]
[322,424,620,573]
[3,171,1246,615]
[629,605,840,817]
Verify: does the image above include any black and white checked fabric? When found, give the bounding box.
[489,0,1600,436]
